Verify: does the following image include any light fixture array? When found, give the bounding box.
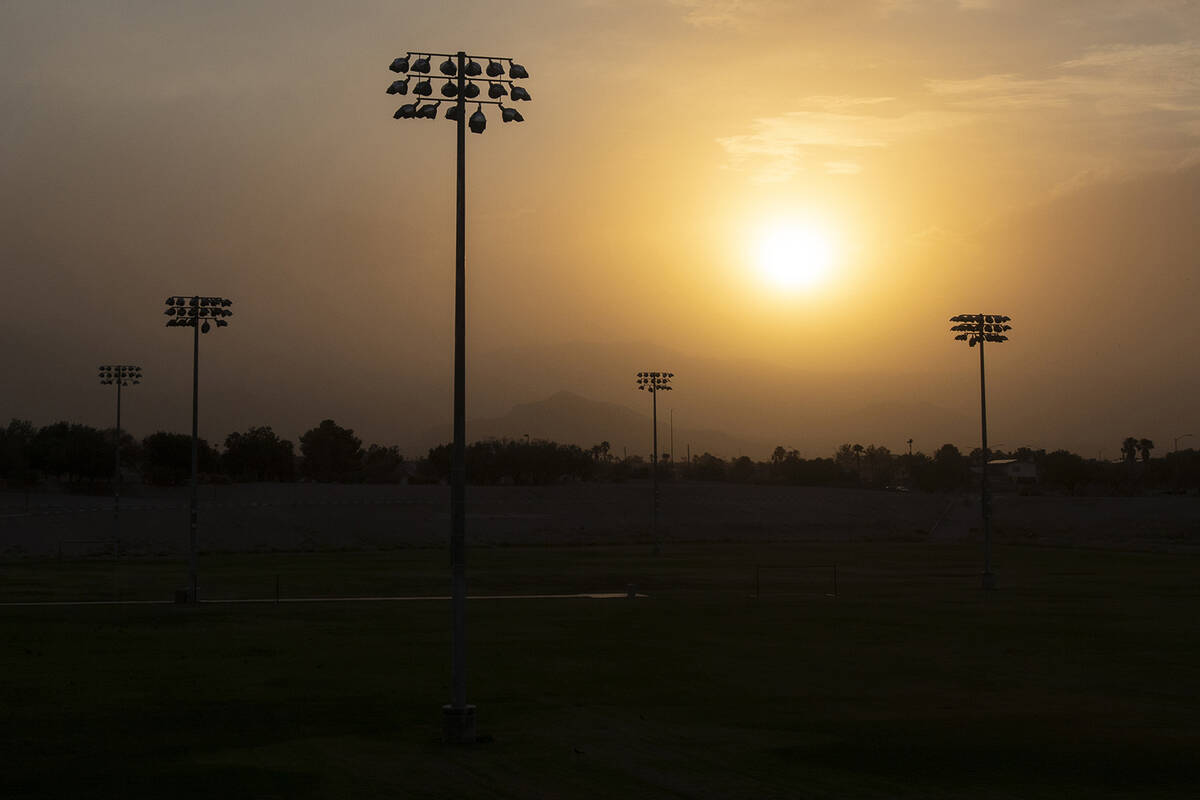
[164,296,233,334]
[98,365,142,386]
[388,52,530,133]
[950,314,1012,347]
[636,372,674,393]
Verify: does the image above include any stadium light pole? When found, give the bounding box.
[164,296,233,603]
[98,364,142,555]
[636,372,673,555]
[387,49,532,745]
[950,313,1011,591]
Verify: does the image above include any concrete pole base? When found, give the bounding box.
[442,704,477,744]
[981,572,997,591]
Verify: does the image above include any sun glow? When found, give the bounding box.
[755,224,837,290]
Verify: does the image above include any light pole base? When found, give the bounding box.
[442,704,477,744]
[981,572,997,591]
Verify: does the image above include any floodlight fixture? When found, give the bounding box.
[384,47,533,745]
[388,50,531,136]
[950,312,1012,590]
[469,106,487,134]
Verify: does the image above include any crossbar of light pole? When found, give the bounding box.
[394,51,520,61]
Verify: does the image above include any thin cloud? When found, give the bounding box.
[824,160,864,175]
[717,98,968,182]
[928,40,1200,115]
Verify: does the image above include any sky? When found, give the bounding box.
[2,0,1198,459]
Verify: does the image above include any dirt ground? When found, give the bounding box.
[2,481,1197,558]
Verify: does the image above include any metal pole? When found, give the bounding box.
[113,378,121,559]
[669,409,674,465]
[651,389,659,556]
[978,323,994,590]
[189,312,199,602]
[445,49,474,743]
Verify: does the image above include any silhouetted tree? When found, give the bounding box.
[363,444,405,483]
[421,437,593,485]
[299,420,364,482]
[834,444,856,475]
[1121,436,1138,465]
[223,426,295,482]
[933,443,970,490]
[30,422,110,483]
[685,452,726,482]
[1040,449,1088,494]
[0,419,37,485]
[863,445,894,487]
[1137,438,1154,463]
[729,455,756,483]
[142,431,220,485]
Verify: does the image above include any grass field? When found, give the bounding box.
[2,539,1197,798]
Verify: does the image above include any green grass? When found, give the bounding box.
[2,543,1197,798]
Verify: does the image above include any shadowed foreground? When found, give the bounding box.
[1,542,1196,798]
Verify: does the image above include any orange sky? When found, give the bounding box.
[2,1,1198,458]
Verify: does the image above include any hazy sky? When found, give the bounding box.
[2,1,1198,458]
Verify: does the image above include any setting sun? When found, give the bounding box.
[755,224,837,290]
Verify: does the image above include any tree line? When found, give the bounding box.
[3,416,1197,495]
[0,418,404,486]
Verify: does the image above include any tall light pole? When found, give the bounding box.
[951,313,1011,591]
[98,364,141,556]
[669,408,674,465]
[164,296,232,603]
[636,371,673,555]
[387,49,531,745]
[1173,433,1193,452]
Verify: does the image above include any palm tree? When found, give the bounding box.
[852,443,864,479]
[1121,437,1138,465]
[1137,438,1154,463]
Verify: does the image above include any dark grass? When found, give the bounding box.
[1,542,1197,798]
